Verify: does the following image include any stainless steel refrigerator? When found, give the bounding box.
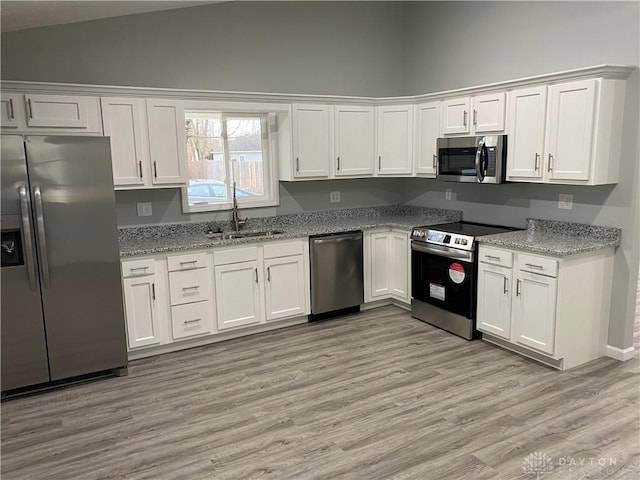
[1,135,127,395]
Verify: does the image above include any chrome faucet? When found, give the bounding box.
[231,181,247,231]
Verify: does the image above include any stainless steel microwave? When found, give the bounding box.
[436,135,507,184]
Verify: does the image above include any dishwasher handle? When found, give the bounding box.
[310,231,363,244]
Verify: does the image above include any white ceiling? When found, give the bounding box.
[1,1,224,33]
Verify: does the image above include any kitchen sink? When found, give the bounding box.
[207,230,284,240]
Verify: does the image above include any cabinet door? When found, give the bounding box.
[122,276,161,349]
[441,97,470,135]
[376,106,413,175]
[24,94,93,128]
[513,272,558,355]
[215,260,263,330]
[335,105,374,177]
[1,93,22,129]
[389,231,409,301]
[546,79,596,181]
[101,97,148,186]
[472,92,505,133]
[264,255,307,321]
[291,104,330,178]
[368,232,390,299]
[476,263,513,339]
[506,86,547,180]
[146,99,188,185]
[415,102,440,176]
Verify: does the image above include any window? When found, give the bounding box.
[182,106,279,212]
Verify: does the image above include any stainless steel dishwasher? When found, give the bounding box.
[309,231,363,320]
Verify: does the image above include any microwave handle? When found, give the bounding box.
[475,138,486,183]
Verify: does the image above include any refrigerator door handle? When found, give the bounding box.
[33,187,51,288]
[18,186,38,290]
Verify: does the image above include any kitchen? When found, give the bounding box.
[1,1,639,478]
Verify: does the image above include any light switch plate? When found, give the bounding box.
[137,202,153,216]
[445,189,452,201]
[330,191,340,203]
[558,194,573,210]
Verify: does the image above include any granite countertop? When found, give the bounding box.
[477,218,621,256]
[119,205,462,257]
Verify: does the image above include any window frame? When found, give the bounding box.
[181,100,284,213]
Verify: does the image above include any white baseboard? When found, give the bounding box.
[606,345,636,361]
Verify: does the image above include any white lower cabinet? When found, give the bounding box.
[476,245,614,370]
[364,229,410,304]
[118,238,310,358]
[167,252,214,340]
[214,259,264,330]
[213,239,310,331]
[264,255,307,321]
[121,258,163,349]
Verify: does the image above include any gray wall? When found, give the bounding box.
[2,1,638,351]
[115,178,406,225]
[1,1,405,97]
[402,1,639,94]
[402,1,640,351]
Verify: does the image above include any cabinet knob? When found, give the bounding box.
[548,154,554,172]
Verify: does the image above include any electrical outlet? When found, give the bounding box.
[445,189,452,201]
[137,202,153,217]
[558,194,573,210]
[330,191,341,203]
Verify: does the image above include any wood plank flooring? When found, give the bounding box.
[2,306,639,479]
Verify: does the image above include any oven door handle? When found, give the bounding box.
[411,242,474,263]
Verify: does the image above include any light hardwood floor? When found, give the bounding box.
[2,306,639,479]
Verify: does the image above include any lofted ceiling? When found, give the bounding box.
[1,1,224,33]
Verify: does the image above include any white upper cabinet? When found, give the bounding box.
[506,86,548,180]
[0,93,22,129]
[441,97,471,135]
[506,78,625,185]
[103,97,188,189]
[145,99,188,185]
[1,93,102,134]
[415,101,441,177]
[101,97,148,187]
[545,79,596,182]
[334,105,374,177]
[442,93,505,136]
[376,105,414,175]
[472,92,506,133]
[291,103,330,179]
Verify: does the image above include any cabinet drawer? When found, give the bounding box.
[478,246,513,268]
[169,268,211,305]
[171,301,213,340]
[518,253,558,277]
[167,252,208,272]
[214,246,258,266]
[263,240,304,259]
[121,258,155,278]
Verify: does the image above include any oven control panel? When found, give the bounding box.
[411,228,475,251]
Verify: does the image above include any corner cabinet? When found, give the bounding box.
[414,101,441,177]
[375,105,414,175]
[476,245,614,370]
[506,77,627,185]
[364,229,410,304]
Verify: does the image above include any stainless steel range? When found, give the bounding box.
[410,221,518,340]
